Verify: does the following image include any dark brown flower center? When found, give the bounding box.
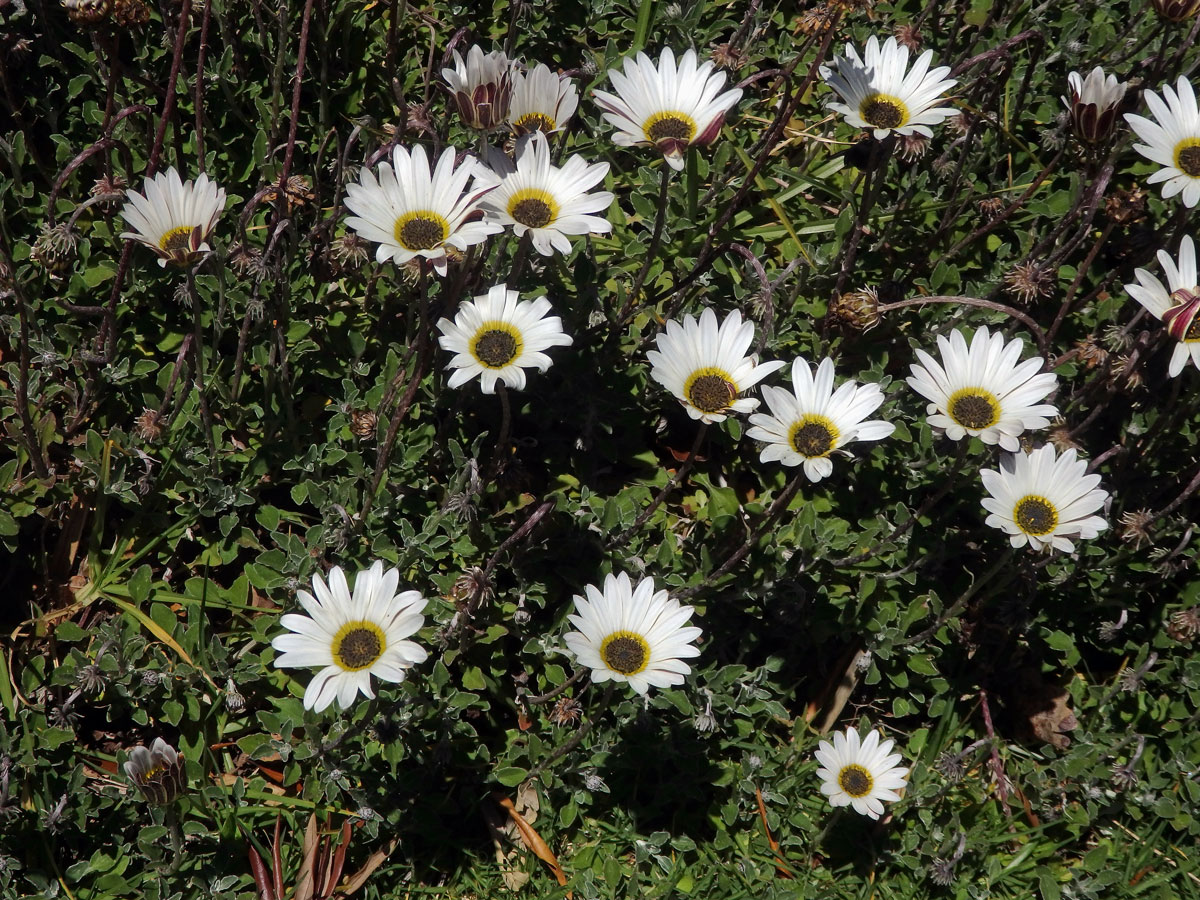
[688,374,737,413]
[398,215,445,250]
[838,765,873,798]
[1178,145,1200,176]
[1014,496,1058,536]
[791,421,835,457]
[949,391,999,430]
[335,627,383,670]
[514,113,556,134]
[862,98,904,129]
[510,197,554,228]
[646,114,695,142]
[602,635,647,675]
[474,329,519,367]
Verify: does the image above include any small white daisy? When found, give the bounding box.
[120,167,226,268]
[819,35,958,139]
[508,63,579,135]
[646,308,785,424]
[563,572,702,696]
[435,283,572,393]
[270,561,428,713]
[1063,66,1127,144]
[442,44,513,131]
[906,326,1058,452]
[815,725,910,820]
[1125,76,1200,208]
[593,47,742,171]
[746,356,895,483]
[343,144,502,277]
[477,133,613,257]
[980,445,1109,552]
[1125,234,1200,376]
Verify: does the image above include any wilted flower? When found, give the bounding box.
[1004,259,1056,303]
[829,286,881,331]
[549,696,582,726]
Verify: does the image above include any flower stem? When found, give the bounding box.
[607,421,707,550]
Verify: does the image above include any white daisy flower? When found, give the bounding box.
[906,326,1058,452]
[435,282,572,393]
[508,63,579,135]
[815,726,910,820]
[477,133,613,257]
[120,167,226,268]
[442,44,513,131]
[1125,234,1200,376]
[980,445,1109,552]
[270,561,428,713]
[746,356,895,483]
[1063,67,1127,144]
[343,144,502,277]
[646,308,785,424]
[593,47,742,171]
[1125,76,1200,207]
[819,35,958,139]
[563,572,702,696]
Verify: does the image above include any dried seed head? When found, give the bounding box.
[1109,354,1143,390]
[1047,419,1081,453]
[710,42,748,70]
[1102,324,1134,353]
[228,242,269,281]
[829,286,880,332]
[328,232,370,271]
[934,749,966,782]
[134,408,165,443]
[946,110,974,137]
[91,174,127,204]
[31,223,78,275]
[452,566,493,606]
[929,857,958,886]
[1167,606,1200,641]
[76,663,105,695]
[1074,335,1109,369]
[1004,260,1056,304]
[549,696,582,726]
[349,409,378,438]
[1119,509,1155,547]
[1104,186,1148,225]
[111,0,150,26]
[893,23,922,52]
[977,197,1006,222]
[896,132,930,162]
[829,0,873,10]
[796,3,837,34]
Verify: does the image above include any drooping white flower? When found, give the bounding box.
[646,308,785,423]
[906,326,1058,451]
[563,572,701,696]
[476,133,613,256]
[819,35,959,139]
[270,561,428,713]
[120,167,226,268]
[1125,76,1200,208]
[815,726,910,820]
[342,145,501,276]
[746,356,894,482]
[1125,234,1200,376]
[435,283,572,393]
[124,737,186,804]
[593,47,742,170]
[508,63,579,135]
[980,445,1109,552]
[1062,66,1127,144]
[442,44,513,131]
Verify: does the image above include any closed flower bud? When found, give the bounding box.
[1062,67,1126,144]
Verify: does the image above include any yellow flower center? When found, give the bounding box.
[600,630,650,675]
[1014,495,1058,536]
[788,414,840,457]
[644,111,697,143]
[513,112,557,134]
[471,322,523,368]
[859,92,910,130]
[393,211,448,251]
[1174,137,1200,177]
[159,225,197,252]
[684,367,738,414]
[332,621,386,671]
[507,188,559,229]
[947,387,1001,430]
[838,764,874,798]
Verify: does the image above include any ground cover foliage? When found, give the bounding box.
[2,0,1200,896]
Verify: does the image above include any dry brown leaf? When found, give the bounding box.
[338,836,399,896]
[294,813,319,900]
[495,794,570,898]
[483,798,530,892]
